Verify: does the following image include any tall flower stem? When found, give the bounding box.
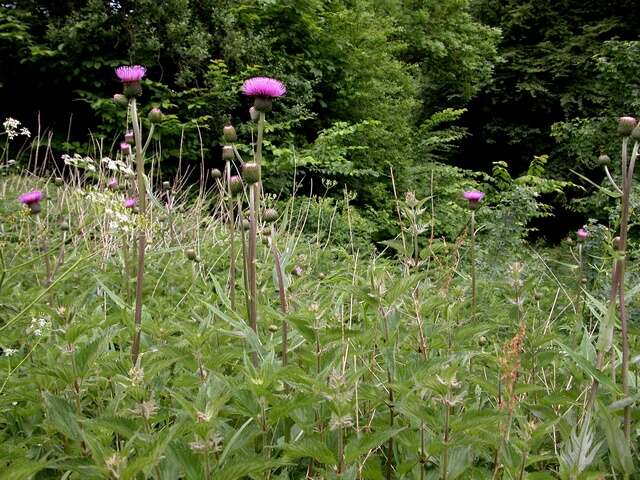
[617,138,637,439]
[129,98,147,366]
[247,185,259,366]
[470,210,477,319]
[246,112,265,365]
[268,227,288,365]
[225,160,237,309]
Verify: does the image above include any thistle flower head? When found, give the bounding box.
[115,65,146,84]
[18,190,43,205]
[120,142,130,154]
[463,190,485,203]
[124,198,137,209]
[107,177,118,190]
[577,228,589,241]
[241,77,286,98]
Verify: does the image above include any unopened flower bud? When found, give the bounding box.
[478,335,487,346]
[54,177,64,186]
[242,162,260,184]
[249,106,259,122]
[113,93,128,106]
[185,248,198,262]
[60,220,69,231]
[534,291,543,300]
[598,154,610,166]
[268,324,279,333]
[162,181,170,190]
[318,272,326,279]
[618,116,636,136]
[222,145,234,160]
[263,208,278,223]
[148,108,164,124]
[223,124,237,142]
[229,175,243,196]
[211,168,222,180]
[242,219,250,231]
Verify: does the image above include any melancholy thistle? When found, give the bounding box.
[18,190,44,215]
[107,177,118,190]
[241,76,286,112]
[124,198,137,209]
[576,228,589,241]
[115,65,146,98]
[463,190,485,209]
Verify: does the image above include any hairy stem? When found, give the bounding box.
[130,98,147,366]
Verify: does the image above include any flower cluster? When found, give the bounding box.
[27,316,51,338]
[1,347,18,357]
[101,156,134,176]
[62,153,97,172]
[3,118,31,140]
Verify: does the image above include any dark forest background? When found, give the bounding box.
[2,0,640,242]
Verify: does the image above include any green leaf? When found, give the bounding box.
[284,437,337,465]
[344,427,405,463]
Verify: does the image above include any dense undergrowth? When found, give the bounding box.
[0,159,638,478]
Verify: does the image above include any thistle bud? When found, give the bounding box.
[185,248,199,262]
[268,324,279,333]
[107,177,118,190]
[113,93,129,106]
[249,106,259,122]
[162,181,170,190]
[618,116,636,136]
[60,220,70,231]
[242,162,260,184]
[211,168,222,180]
[229,175,243,196]
[54,177,64,186]
[242,219,250,231]
[125,131,134,144]
[223,124,237,142]
[148,108,164,124]
[597,154,610,166]
[222,145,234,160]
[478,335,487,346]
[263,208,278,223]
[318,272,326,279]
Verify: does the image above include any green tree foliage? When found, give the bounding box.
[0,0,499,242]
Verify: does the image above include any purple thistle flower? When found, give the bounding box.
[242,77,286,98]
[124,198,137,209]
[120,142,131,154]
[107,177,118,190]
[18,190,43,205]
[115,65,146,84]
[463,190,485,203]
[577,228,589,241]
